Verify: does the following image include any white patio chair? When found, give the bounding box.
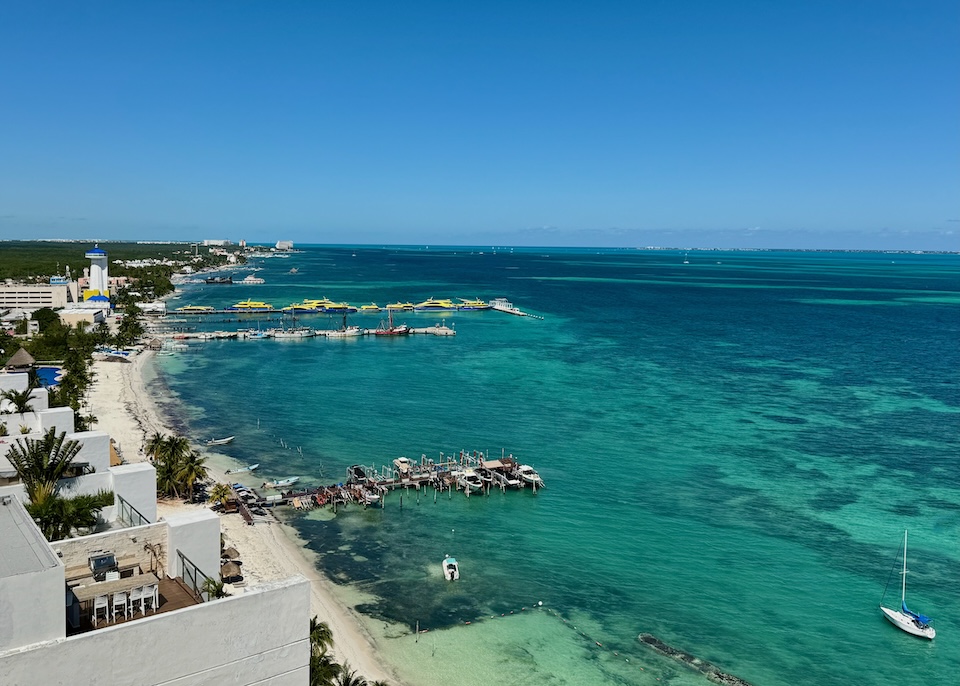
[128,586,144,616]
[111,591,127,622]
[142,583,159,614]
[92,594,109,627]
[105,571,121,582]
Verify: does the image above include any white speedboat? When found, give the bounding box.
[263,477,300,489]
[880,530,936,639]
[456,469,484,492]
[206,436,235,446]
[226,463,259,475]
[515,464,544,487]
[442,555,460,581]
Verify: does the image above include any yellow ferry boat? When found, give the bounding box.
[226,300,274,312]
[359,303,382,313]
[386,302,415,311]
[414,297,458,311]
[457,298,490,311]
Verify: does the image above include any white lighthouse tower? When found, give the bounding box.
[83,244,111,303]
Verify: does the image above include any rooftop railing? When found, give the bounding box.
[116,494,151,527]
[176,549,214,602]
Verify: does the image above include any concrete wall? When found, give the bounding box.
[0,553,65,653]
[165,508,220,581]
[0,576,310,686]
[0,499,65,653]
[53,522,168,577]
[110,462,158,523]
[0,372,29,394]
[38,406,74,435]
[69,430,111,474]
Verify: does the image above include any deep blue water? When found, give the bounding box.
[153,247,960,685]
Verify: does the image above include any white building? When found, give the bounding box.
[0,372,310,685]
[0,283,71,313]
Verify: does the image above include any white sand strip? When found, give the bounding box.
[89,354,398,684]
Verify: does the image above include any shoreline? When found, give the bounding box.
[88,352,400,684]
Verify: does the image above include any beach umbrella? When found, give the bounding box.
[222,547,240,560]
[220,561,241,578]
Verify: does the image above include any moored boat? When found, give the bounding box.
[455,469,484,492]
[414,297,458,311]
[263,476,300,489]
[880,530,936,639]
[386,301,415,311]
[458,297,491,310]
[321,302,358,314]
[226,463,259,474]
[359,303,382,313]
[205,275,233,284]
[206,436,235,446]
[515,464,544,487]
[374,309,411,336]
[442,555,460,581]
[176,305,216,313]
[393,456,414,477]
[226,300,274,312]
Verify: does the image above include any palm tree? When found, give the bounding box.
[176,450,209,502]
[310,651,341,686]
[6,428,82,506]
[208,482,232,507]
[154,434,192,498]
[28,490,114,540]
[310,617,335,654]
[201,576,227,599]
[308,616,340,686]
[145,431,166,460]
[334,663,367,686]
[1,384,35,415]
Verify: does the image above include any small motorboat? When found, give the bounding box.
[226,463,259,475]
[393,456,414,477]
[263,477,300,489]
[515,464,544,487]
[206,436,235,446]
[456,469,484,492]
[442,555,460,581]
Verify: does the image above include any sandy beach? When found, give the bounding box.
[88,353,398,684]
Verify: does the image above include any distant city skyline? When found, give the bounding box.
[1,2,957,251]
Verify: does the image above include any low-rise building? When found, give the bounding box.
[0,371,309,684]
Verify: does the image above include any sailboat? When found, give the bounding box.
[879,530,936,639]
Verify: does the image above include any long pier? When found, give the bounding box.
[146,324,457,339]
[226,451,543,517]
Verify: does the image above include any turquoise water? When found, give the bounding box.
[153,248,960,685]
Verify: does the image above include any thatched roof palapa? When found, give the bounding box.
[4,348,35,371]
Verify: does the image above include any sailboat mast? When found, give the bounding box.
[901,529,908,604]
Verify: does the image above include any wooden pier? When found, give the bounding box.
[226,451,543,519]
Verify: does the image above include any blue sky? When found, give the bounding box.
[1,1,957,249]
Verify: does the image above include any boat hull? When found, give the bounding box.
[880,606,936,639]
[442,557,460,581]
